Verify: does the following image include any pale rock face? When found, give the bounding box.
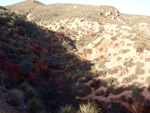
[105,11,112,16]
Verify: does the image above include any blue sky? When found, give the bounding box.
[0,0,150,15]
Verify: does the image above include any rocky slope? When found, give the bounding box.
[4,0,150,113]
[0,7,81,113]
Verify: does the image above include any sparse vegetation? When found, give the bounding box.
[1,1,150,113]
[73,84,91,97]
[120,49,130,54]
[123,60,135,67]
[127,43,132,47]
[98,59,108,68]
[132,86,144,103]
[6,89,23,107]
[146,77,150,85]
[77,101,102,113]
[105,86,114,97]
[116,56,122,61]
[90,79,101,90]
[122,74,137,84]
[59,105,76,113]
[112,87,126,95]
[134,41,146,53]
[136,62,144,68]
[28,98,45,113]
[135,67,145,75]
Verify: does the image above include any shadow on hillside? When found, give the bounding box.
[36,28,137,113]
[43,29,150,113]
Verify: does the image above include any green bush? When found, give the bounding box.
[20,62,36,77]
[135,67,145,75]
[77,101,102,113]
[122,74,137,84]
[90,79,101,89]
[105,77,119,87]
[134,41,146,52]
[123,60,135,67]
[27,87,38,97]
[120,49,130,54]
[18,76,26,85]
[0,70,6,84]
[148,85,150,91]
[112,87,126,95]
[73,84,91,97]
[28,98,45,113]
[58,105,76,113]
[132,86,144,103]
[146,77,150,85]
[132,87,141,98]
[105,87,114,97]
[6,89,23,107]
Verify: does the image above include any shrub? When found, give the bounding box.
[132,86,144,103]
[122,74,137,84]
[107,102,131,113]
[0,70,6,84]
[135,67,145,75]
[123,61,135,67]
[58,105,76,113]
[73,84,91,97]
[100,80,107,87]
[105,87,114,97]
[95,90,104,96]
[116,57,122,61]
[146,77,150,85]
[6,89,23,107]
[18,76,26,85]
[27,87,38,97]
[105,77,119,87]
[121,95,127,102]
[127,43,132,47]
[148,85,150,91]
[28,98,45,113]
[127,97,133,104]
[134,42,146,52]
[112,87,126,95]
[132,87,141,97]
[20,62,36,77]
[107,68,118,75]
[136,62,144,68]
[120,49,130,54]
[90,79,101,89]
[98,59,107,68]
[77,101,102,113]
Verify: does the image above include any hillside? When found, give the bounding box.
[0,7,82,113]
[3,0,150,113]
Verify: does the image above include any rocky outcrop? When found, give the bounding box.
[98,6,120,20]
